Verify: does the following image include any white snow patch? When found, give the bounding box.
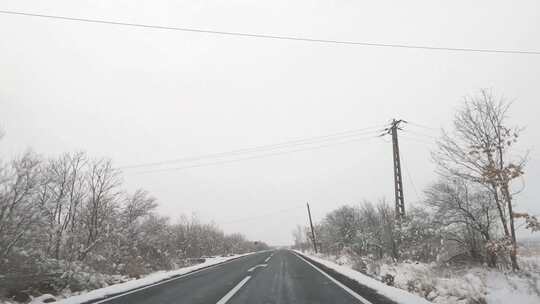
[382,259,540,304]
[57,252,257,304]
[29,294,56,303]
[485,270,540,304]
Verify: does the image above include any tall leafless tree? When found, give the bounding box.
[0,152,42,261]
[78,158,121,261]
[432,89,525,270]
[41,152,88,261]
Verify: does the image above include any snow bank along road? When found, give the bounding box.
[76,250,398,304]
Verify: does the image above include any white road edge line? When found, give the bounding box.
[215,276,251,304]
[293,252,373,304]
[264,256,271,263]
[92,253,261,303]
[247,264,268,272]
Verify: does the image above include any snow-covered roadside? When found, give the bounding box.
[294,250,431,304]
[377,257,540,304]
[46,252,256,304]
[297,250,540,304]
[484,255,540,304]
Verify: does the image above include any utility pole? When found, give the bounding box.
[382,119,406,220]
[306,202,318,253]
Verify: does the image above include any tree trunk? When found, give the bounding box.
[491,184,510,237]
[483,234,497,268]
[487,250,497,268]
[501,183,519,270]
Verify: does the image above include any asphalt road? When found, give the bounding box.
[97,250,395,304]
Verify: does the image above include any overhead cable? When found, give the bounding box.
[2,10,540,55]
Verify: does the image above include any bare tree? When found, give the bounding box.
[376,201,399,260]
[0,152,43,261]
[432,89,525,270]
[78,158,121,261]
[292,225,309,251]
[41,152,88,261]
[321,205,361,255]
[425,177,498,266]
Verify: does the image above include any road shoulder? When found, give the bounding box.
[57,251,265,304]
[294,251,430,304]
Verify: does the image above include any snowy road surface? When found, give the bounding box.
[87,250,399,304]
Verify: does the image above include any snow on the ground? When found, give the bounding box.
[299,250,540,304]
[379,262,486,303]
[381,259,540,304]
[295,250,431,304]
[485,270,539,304]
[29,294,56,304]
[483,255,540,304]
[52,252,256,304]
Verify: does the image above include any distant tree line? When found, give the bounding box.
[0,150,268,299]
[294,90,539,271]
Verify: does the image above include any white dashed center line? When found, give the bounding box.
[247,264,267,272]
[215,276,251,304]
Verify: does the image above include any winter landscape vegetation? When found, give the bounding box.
[1,91,539,303]
[2,1,540,303]
[291,92,540,303]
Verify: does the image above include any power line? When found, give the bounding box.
[129,135,379,174]
[400,149,421,202]
[407,121,441,131]
[120,125,384,169]
[400,135,435,146]
[1,10,540,55]
[403,129,438,139]
[121,130,381,170]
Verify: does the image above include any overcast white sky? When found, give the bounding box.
[1,0,539,245]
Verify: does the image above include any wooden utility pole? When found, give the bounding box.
[383,119,406,219]
[306,202,318,253]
